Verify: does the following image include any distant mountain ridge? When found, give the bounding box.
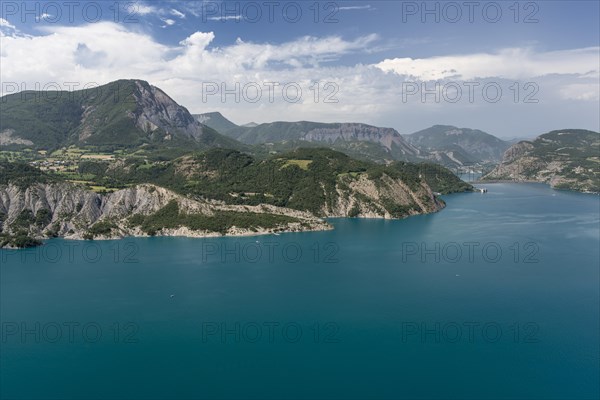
[194,112,513,166]
[3,80,569,179]
[0,80,239,150]
[484,129,600,192]
[194,112,423,162]
[193,112,239,134]
[404,125,511,166]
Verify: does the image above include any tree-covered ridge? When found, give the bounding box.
[0,80,239,151]
[0,162,59,187]
[76,147,471,216]
[404,124,511,165]
[0,147,471,248]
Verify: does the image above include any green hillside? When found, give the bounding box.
[0,80,240,151]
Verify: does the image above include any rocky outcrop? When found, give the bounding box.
[0,129,34,146]
[324,173,444,218]
[0,183,331,248]
[483,130,600,193]
[132,81,205,140]
[0,168,448,247]
[302,124,421,158]
[484,141,538,180]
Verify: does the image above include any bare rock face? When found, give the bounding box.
[132,81,205,140]
[0,129,34,146]
[302,123,422,158]
[0,183,331,246]
[0,183,102,225]
[484,129,600,192]
[324,173,443,219]
[484,141,538,181]
[0,169,446,247]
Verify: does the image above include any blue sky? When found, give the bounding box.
[1,1,599,137]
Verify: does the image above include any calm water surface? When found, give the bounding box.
[1,183,599,399]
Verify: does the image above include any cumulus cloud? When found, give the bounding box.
[0,17,22,38]
[0,18,15,29]
[0,21,597,136]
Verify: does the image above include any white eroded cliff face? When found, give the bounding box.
[324,173,444,219]
[0,167,447,248]
[0,183,331,247]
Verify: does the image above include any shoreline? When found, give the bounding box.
[0,223,335,250]
[475,180,599,195]
[0,204,449,250]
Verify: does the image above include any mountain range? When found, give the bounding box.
[194,112,512,167]
[1,78,595,199]
[1,78,515,169]
[484,129,600,192]
[193,113,424,163]
[2,78,596,248]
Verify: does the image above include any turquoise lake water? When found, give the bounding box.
[1,183,599,399]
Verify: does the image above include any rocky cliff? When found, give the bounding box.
[217,120,422,162]
[302,123,422,160]
[483,129,600,193]
[0,183,330,248]
[0,172,446,248]
[325,173,443,218]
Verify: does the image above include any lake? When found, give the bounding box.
[1,183,599,399]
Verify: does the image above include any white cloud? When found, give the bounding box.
[559,83,600,101]
[0,17,22,38]
[134,3,159,16]
[0,22,597,136]
[376,47,600,80]
[170,9,186,19]
[161,18,176,27]
[339,5,373,11]
[0,18,16,29]
[179,31,215,49]
[133,3,185,20]
[36,13,53,22]
[207,15,243,21]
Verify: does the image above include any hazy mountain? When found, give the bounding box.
[193,112,239,134]
[214,120,422,162]
[0,80,240,150]
[404,125,511,166]
[484,129,600,192]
